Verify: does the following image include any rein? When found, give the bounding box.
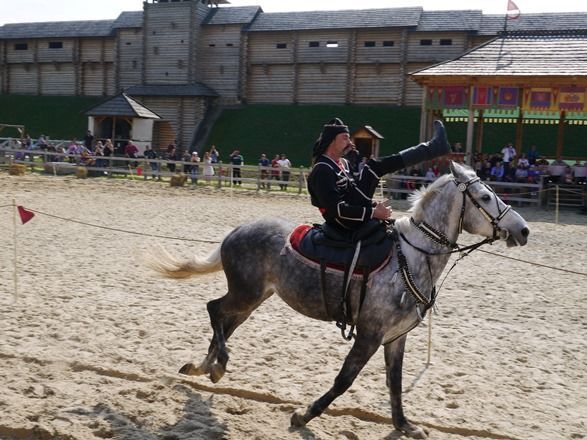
[394,175,513,315]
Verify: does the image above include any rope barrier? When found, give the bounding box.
[21,207,222,244]
[478,248,587,276]
[2,204,585,276]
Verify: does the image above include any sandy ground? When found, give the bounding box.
[0,172,585,440]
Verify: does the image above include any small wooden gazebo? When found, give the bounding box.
[351,125,384,159]
[410,30,587,164]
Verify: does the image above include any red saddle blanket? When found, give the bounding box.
[288,224,392,275]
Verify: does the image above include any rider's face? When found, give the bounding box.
[330,133,352,157]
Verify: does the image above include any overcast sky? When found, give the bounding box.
[1,0,586,25]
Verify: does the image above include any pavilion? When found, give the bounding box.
[410,30,587,164]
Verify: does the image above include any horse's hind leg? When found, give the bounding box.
[384,335,427,439]
[290,334,380,427]
[180,286,269,383]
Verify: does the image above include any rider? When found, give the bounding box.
[307,118,451,236]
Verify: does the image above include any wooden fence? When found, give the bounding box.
[1,142,582,209]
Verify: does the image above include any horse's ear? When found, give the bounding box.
[449,161,462,179]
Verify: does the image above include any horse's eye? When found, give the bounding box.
[481,194,491,202]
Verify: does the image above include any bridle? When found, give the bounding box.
[394,175,514,314]
[405,175,513,255]
[454,176,512,242]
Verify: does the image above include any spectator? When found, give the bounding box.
[202,151,214,183]
[125,141,139,167]
[271,154,281,187]
[229,150,244,185]
[527,145,539,165]
[572,160,586,184]
[190,152,200,185]
[103,139,114,157]
[143,145,159,180]
[425,167,437,182]
[277,153,292,190]
[181,150,192,173]
[490,161,504,181]
[67,138,80,163]
[83,130,94,151]
[210,145,220,163]
[548,157,567,183]
[501,142,517,179]
[258,153,270,189]
[94,141,107,171]
[453,141,463,153]
[166,145,178,173]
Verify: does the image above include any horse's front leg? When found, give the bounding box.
[290,334,380,427]
[384,335,427,439]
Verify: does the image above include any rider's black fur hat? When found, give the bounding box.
[313,118,349,159]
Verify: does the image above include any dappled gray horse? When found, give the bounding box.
[146,162,529,438]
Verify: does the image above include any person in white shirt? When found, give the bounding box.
[277,154,291,190]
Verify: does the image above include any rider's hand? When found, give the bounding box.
[373,202,392,220]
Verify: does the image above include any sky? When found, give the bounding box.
[1,0,586,25]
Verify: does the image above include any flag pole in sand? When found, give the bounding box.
[12,198,18,300]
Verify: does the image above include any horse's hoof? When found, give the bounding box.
[178,363,206,376]
[398,422,427,439]
[290,409,308,427]
[209,363,225,383]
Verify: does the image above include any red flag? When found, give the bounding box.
[17,206,35,224]
[507,0,521,19]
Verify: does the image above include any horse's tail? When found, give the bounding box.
[144,244,223,278]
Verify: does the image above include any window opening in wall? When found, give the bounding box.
[364,41,376,47]
[209,43,216,47]
[125,42,132,46]
[420,39,433,46]
[383,40,394,47]
[326,41,339,48]
[440,39,453,45]
[276,43,287,49]
[14,43,28,50]
[226,43,234,47]
[309,41,319,47]
[153,46,159,55]
[49,41,63,49]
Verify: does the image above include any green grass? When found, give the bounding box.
[0,95,102,140]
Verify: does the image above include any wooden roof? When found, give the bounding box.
[203,6,262,25]
[112,11,143,29]
[411,32,587,81]
[124,84,218,97]
[84,94,161,119]
[0,20,115,39]
[246,7,422,32]
[416,10,482,32]
[478,13,587,36]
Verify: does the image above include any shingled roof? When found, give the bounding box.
[112,11,143,29]
[0,20,116,39]
[478,13,587,36]
[125,84,218,97]
[411,32,587,78]
[203,6,262,25]
[246,7,422,32]
[84,94,160,119]
[417,10,482,32]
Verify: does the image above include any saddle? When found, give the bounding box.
[287,220,394,339]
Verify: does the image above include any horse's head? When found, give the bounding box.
[450,161,529,247]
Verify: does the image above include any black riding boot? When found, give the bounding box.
[368,120,451,178]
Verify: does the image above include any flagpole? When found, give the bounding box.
[12,198,19,300]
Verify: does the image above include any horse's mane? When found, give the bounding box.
[407,173,453,218]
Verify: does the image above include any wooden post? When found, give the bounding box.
[419,86,428,143]
[475,109,484,154]
[12,198,18,300]
[465,109,475,166]
[515,109,524,155]
[556,111,566,159]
